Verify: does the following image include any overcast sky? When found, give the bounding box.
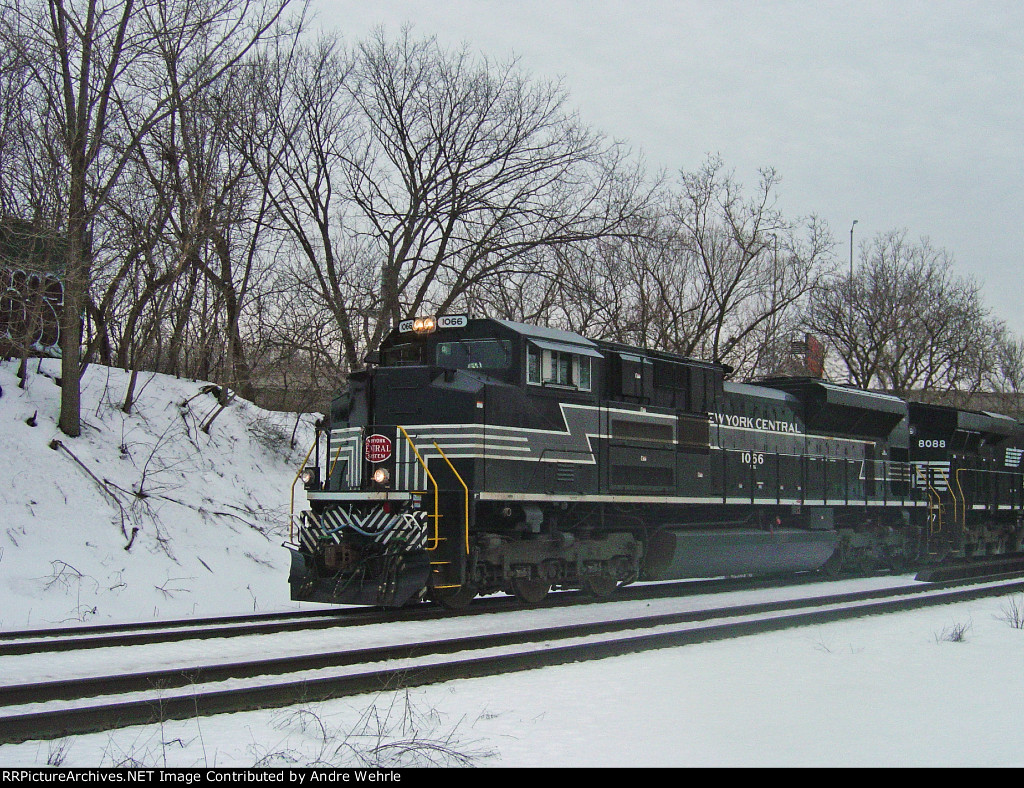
[310,0,1024,336]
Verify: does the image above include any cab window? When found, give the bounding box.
[527,343,591,391]
[381,343,424,366]
[436,340,512,370]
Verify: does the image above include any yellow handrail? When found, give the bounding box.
[328,443,345,479]
[289,436,318,542]
[397,425,441,550]
[434,442,470,556]
[954,468,967,529]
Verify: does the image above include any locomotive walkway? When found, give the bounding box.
[2,571,1024,744]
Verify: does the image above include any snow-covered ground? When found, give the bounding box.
[1,359,1023,767]
[0,359,315,629]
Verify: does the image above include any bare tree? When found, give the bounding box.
[249,29,652,373]
[985,326,1024,418]
[529,158,831,376]
[0,15,35,219]
[240,37,365,372]
[806,228,996,396]
[462,157,830,380]
[156,60,277,403]
[347,29,650,356]
[1,0,300,436]
[653,157,833,373]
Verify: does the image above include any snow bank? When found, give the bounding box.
[0,359,318,629]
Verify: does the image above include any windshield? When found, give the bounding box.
[381,343,425,366]
[436,339,512,370]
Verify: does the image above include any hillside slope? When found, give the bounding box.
[0,359,318,629]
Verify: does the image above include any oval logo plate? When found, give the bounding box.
[365,434,393,463]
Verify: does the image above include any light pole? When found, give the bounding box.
[849,218,858,332]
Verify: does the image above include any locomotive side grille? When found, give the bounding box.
[888,462,912,482]
[613,464,674,488]
[914,461,951,492]
[612,418,674,443]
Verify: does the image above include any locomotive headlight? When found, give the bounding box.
[372,467,391,486]
[300,467,320,490]
[412,315,437,334]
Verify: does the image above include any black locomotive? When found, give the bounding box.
[286,315,1024,607]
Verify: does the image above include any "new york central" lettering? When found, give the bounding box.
[709,412,803,435]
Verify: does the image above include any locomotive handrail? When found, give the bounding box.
[433,442,470,556]
[397,425,441,550]
[328,443,345,479]
[924,471,943,537]
[289,436,319,542]
[953,468,967,529]
[938,465,968,550]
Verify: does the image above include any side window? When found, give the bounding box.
[526,343,591,391]
[578,356,591,391]
[549,349,572,385]
[527,344,542,384]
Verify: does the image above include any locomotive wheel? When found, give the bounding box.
[430,583,477,610]
[510,577,550,606]
[583,576,618,598]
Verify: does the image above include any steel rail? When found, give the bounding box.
[0,576,987,707]
[0,570,860,655]
[3,577,1024,745]
[5,554,1023,656]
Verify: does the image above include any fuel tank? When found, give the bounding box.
[643,528,838,580]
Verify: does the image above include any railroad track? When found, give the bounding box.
[0,607,384,657]
[0,572,849,656]
[3,572,1024,745]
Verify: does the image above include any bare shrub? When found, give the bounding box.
[248,415,294,460]
[40,560,100,622]
[936,621,972,643]
[47,739,71,766]
[998,594,1024,629]
[260,692,496,768]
